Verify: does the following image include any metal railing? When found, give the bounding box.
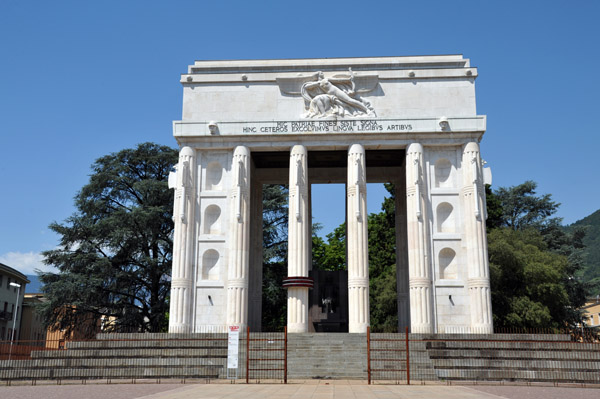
[0,335,230,383]
[245,327,287,383]
[367,327,410,384]
[494,326,600,343]
[0,339,63,360]
[2,328,598,385]
[367,328,600,385]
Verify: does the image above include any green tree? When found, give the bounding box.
[567,209,600,295]
[488,228,569,328]
[39,143,178,336]
[261,184,289,331]
[487,181,589,328]
[312,223,346,271]
[311,183,399,332]
[493,181,559,231]
[367,183,398,331]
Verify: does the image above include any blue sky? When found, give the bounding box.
[1,1,598,275]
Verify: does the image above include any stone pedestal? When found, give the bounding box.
[347,144,369,333]
[226,146,251,328]
[168,146,197,333]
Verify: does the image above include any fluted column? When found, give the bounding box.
[347,144,369,333]
[285,145,310,333]
[227,146,251,328]
[462,142,493,333]
[169,146,197,333]
[406,143,434,333]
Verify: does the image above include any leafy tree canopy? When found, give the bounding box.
[312,183,399,332]
[489,228,568,328]
[566,209,600,295]
[261,184,289,331]
[491,180,559,231]
[486,181,590,328]
[39,143,178,336]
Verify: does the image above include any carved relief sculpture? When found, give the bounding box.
[277,69,378,118]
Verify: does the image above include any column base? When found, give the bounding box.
[349,323,369,333]
[287,323,309,333]
[287,287,309,333]
[470,324,493,334]
[410,324,434,334]
[168,324,191,334]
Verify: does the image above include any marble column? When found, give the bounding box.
[347,144,370,333]
[405,143,434,333]
[462,142,493,333]
[226,146,251,328]
[169,146,197,333]
[285,145,311,333]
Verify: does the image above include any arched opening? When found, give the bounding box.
[439,248,457,280]
[205,161,223,190]
[434,158,453,188]
[201,249,220,281]
[203,205,221,235]
[436,202,455,233]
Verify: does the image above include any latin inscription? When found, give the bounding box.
[239,120,413,134]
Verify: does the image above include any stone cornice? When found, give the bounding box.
[173,116,486,148]
[181,55,476,84]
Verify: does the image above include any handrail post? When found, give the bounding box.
[367,326,371,384]
[246,326,250,384]
[284,326,288,384]
[405,326,410,385]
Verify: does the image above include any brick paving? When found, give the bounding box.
[1,380,600,399]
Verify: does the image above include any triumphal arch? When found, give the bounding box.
[168,56,493,335]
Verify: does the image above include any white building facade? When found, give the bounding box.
[168,56,493,334]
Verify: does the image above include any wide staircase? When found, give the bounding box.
[415,333,600,384]
[287,333,367,379]
[1,332,599,383]
[0,333,230,381]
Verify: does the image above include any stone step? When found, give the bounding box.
[407,333,572,342]
[424,341,596,351]
[31,348,228,359]
[430,358,600,370]
[0,366,222,380]
[66,340,227,350]
[96,333,227,340]
[427,349,600,361]
[436,368,600,383]
[0,357,226,369]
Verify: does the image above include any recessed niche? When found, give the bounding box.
[201,249,220,281]
[205,161,223,190]
[203,205,221,235]
[436,202,455,233]
[434,158,453,188]
[439,248,457,280]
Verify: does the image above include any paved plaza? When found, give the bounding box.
[2,380,600,399]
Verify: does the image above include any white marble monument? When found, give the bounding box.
[168,56,493,334]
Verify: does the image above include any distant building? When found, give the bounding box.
[45,306,102,348]
[582,296,600,329]
[20,293,47,344]
[0,263,29,341]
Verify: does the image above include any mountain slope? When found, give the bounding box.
[569,209,600,295]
